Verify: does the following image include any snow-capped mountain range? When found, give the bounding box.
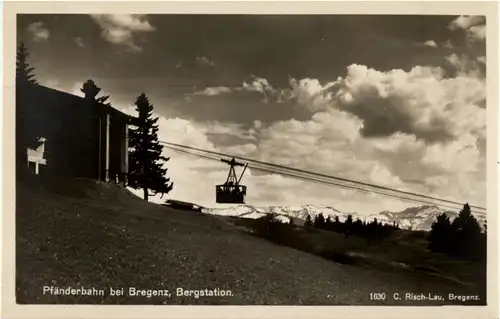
[202,204,487,231]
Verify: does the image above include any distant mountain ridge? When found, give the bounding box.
[202,204,487,231]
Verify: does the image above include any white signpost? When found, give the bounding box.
[27,137,47,175]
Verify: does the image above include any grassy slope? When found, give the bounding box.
[16,177,486,305]
[236,218,486,293]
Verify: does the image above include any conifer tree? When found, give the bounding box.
[314,213,326,229]
[451,203,481,235]
[325,216,333,230]
[344,214,353,237]
[353,218,363,235]
[16,42,39,176]
[16,42,38,86]
[128,93,173,201]
[428,204,486,260]
[332,215,341,232]
[304,214,313,227]
[428,213,452,252]
[450,203,483,259]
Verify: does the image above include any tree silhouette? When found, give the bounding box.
[353,218,363,235]
[304,214,313,227]
[16,42,38,86]
[344,214,353,237]
[451,203,481,235]
[428,213,452,252]
[324,216,333,230]
[128,93,173,201]
[450,203,483,259]
[428,204,485,261]
[331,215,341,232]
[314,213,326,229]
[16,42,39,177]
[303,211,400,241]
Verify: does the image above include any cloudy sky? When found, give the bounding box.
[17,14,487,214]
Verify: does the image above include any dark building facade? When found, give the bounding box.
[16,84,135,182]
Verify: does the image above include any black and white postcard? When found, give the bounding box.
[2,1,499,319]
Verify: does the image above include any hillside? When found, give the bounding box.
[16,176,486,305]
[203,204,487,231]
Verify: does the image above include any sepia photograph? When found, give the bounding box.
[2,1,499,319]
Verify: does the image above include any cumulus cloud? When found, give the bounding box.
[445,53,485,77]
[288,77,339,112]
[242,77,273,93]
[90,14,155,52]
[448,15,485,31]
[241,76,278,103]
[196,56,217,68]
[27,22,50,42]
[329,64,485,143]
[448,15,486,42]
[282,66,485,207]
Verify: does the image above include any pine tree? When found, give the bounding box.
[325,216,333,230]
[16,42,38,86]
[16,42,39,177]
[344,214,353,237]
[304,214,313,227]
[314,213,325,229]
[353,218,363,235]
[452,203,481,235]
[428,213,452,253]
[332,215,341,232]
[128,93,173,201]
[450,203,483,259]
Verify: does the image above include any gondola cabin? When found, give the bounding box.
[215,158,248,204]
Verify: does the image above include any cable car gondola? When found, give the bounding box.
[216,157,248,204]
